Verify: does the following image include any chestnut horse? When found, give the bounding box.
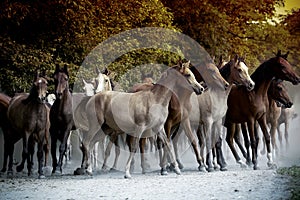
[7,72,49,178]
[78,63,204,178]
[233,78,293,166]
[225,51,300,170]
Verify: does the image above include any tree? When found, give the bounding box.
[0,0,177,95]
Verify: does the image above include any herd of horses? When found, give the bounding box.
[0,50,299,179]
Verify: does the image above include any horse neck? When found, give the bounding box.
[219,61,232,83]
[251,62,274,97]
[150,84,173,106]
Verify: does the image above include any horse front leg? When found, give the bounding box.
[102,136,114,172]
[240,123,251,166]
[270,119,279,157]
[125,135,140,179]
[157,128,181,176]
[50,134,58,174]
[183,119,205,172]
[172,129,184,170]
[257,117,276,169]
[112,134,120,171]
[226,123,246,168]
[203,120,214,172]
[57,128,71,173]
[247,120,259,170]
[37,135,45,178]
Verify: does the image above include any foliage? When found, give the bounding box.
[0,0,176,95]
[0,0,299,95]
[277,166,300,199]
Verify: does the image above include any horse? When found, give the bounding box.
[172,55,254,172]
[50,64,75,174]
[277,106,298,151]
[234,78,293,165]
[73,69,112,170]
[266,79,293,156]
[0,93,15,175]
[7,71,49,178]
[225,50,300,170]
[77,62,204,178]
[158,60,229,175]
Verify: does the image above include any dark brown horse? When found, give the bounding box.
[50,64,75,174]
[225,51,300,170]
[7,72,49,178]
[0,93,14,175]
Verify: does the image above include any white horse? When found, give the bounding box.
[174,55,254,172]
[72,69,112,169]
[277,106,298,151]
[77,63,204,178]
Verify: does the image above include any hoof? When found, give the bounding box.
[124,172,132,179]
[109,168,118,173]
[73,167,86,175]
[161,169,168,176]
[16,165,24,173]
[237,160,247,168]
[268,163,277,169]
[176,160,184,169]
[38,175,46,179]
[220,167,227,171]
[198,166,207,172]
[246,160,252,167]
[174,167,181,175]
[7,171,13,178]
[207,167,214,172]
[214,165,220,171]
[253,165,260,170]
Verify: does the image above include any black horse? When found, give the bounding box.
[50,64,75,174]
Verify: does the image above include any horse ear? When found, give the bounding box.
[55,64,60,73]
[276,50,282,57]
[95,67,101,75]
[233,54,239,63]
[283,51,289,60]
[34,70,40,82]
[82,79,88,85]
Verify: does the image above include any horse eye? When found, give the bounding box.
[238,68,242,72]
[184,74,191,77]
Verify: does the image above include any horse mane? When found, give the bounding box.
[219,60,232,80]
[251,56,281,85]
[22,85,39,104]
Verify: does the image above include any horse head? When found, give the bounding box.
[33,71,48,102]
[268,79,293,108]
[229,55,255,91]
[93,68,112,93]
[82,79,95,96]
[271,50,300,85]
[53,64,69,99]
[172,60,205,95]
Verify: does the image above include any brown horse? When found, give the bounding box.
[234,78,293,166]
[50,64,75,174]
[7,72,49,178]
[225,51,300,170]
[0,93,14,175]
[266,79,293,156]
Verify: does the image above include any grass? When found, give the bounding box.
[277,166,300,200]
